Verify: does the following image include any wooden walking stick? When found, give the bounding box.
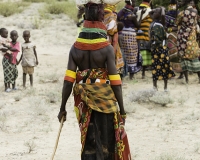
[51,116,64,160]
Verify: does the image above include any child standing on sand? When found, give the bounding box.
[18,30,38,88]
[9,30,20,90]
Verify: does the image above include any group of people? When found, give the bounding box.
[76,0,200,91]
[1,29,38,92]
[57,0,200,159]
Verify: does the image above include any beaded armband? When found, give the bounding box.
[108,74,122,85]
[64,70,76,83]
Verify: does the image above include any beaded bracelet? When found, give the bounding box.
[108,74,122,85]
[64,70,76,83]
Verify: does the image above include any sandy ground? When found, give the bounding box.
[1,2,200,160]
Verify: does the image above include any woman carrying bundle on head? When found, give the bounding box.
[58,2,131,160]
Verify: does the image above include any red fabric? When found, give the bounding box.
[10,42,20,64]
[74,41,110,50]
[83,20,107,30]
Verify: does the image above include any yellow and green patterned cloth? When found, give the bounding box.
[73,68,131,160]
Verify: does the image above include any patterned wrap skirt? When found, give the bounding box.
[167,32,182,73]
[151,47,175,80]
[2,57,18,84]
[74,68,131,160]
[121,28,142,73]
[181,58,200,72]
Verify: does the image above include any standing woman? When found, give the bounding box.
[150,7,175,91]
[165,0,184,78]
[104,4,124,79]
[176,0,200,83]
[117,0,144,80]
[136,0,153,79]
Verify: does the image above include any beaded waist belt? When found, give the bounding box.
[78,78,110,84]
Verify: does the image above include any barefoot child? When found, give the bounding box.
[18,30,38,88]
[10,30,20,90]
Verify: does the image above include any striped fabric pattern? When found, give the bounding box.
[140,50,151,66]
[181,58,200,72]
[74,20,110,50]
[136,15,152,41]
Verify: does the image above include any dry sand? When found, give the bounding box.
[0,2,200,160]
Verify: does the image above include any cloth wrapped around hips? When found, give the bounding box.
[73,68,131,160]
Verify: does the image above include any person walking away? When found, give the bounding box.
[58,2,131,160]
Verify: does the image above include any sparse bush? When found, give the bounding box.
[0,2,29,17]
[44,1,77,21]
[46,2,66,14]
[30,17,41,29]
[126,89,156,103]
[150,93,173,106]
[24,140,36,153]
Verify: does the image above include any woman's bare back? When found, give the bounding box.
[69,44,117,75]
